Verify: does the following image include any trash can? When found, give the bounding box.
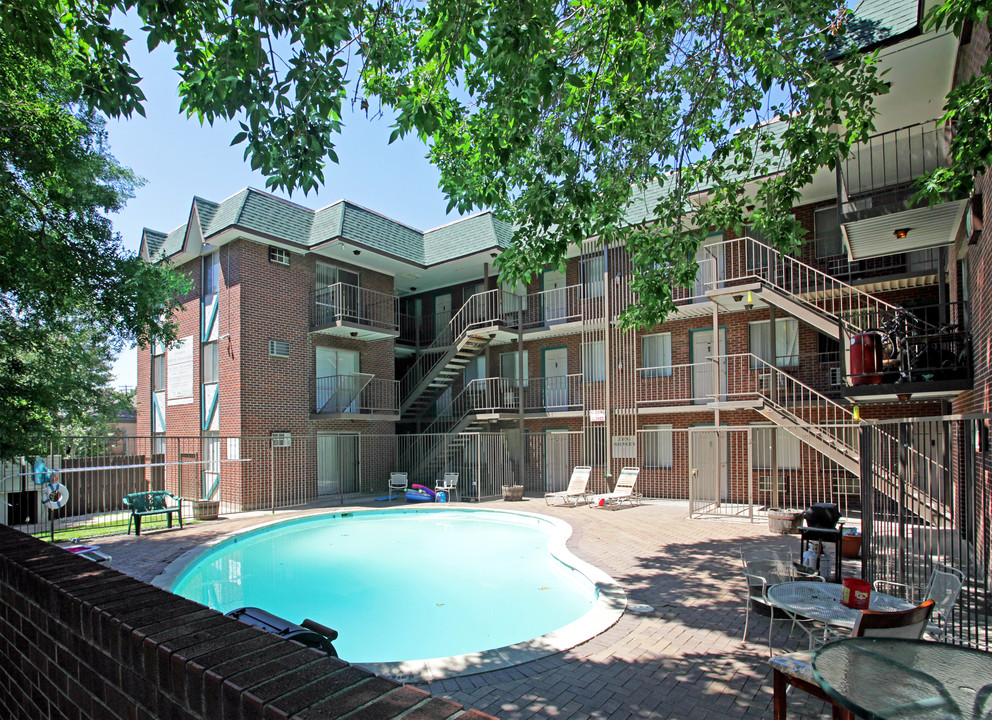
[850,332,883,385]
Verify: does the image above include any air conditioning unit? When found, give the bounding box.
[271,432,292,448]
[828,367,844,387]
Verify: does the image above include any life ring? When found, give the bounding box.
[42,482,69,510]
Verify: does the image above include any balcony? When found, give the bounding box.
[837,120,968,260]
[314,374,399,420]
[310,283,399,340]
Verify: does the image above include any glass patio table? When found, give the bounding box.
[766,581,913,631]
[812,637,992,719]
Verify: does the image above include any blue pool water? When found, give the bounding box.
[171,509,597,663]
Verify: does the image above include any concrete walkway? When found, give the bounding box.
[87,498,848,719]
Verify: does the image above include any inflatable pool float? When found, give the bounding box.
[405,484,436,503]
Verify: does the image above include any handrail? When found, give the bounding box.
[519,285,583,328]
[315,374,398,415]
[311,282,399,331]
[422,378,519,435]
[708,236,900,332]
[720,353,859,458]
[634,363,713,405]
[398,289,520,402]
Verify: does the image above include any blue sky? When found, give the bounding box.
[106,21,467,387]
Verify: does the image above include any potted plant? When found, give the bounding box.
[767,508,804,535]
[190,498,220,520]
[842,528,862,558]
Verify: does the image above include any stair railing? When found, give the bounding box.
[708,236,900,332]
[398,289,520,403]
[422,378,519,435]
[720,353,859,459]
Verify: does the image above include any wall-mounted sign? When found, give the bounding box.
[589,409,605,422]
[167,336,194,404]
[612,436,636,458]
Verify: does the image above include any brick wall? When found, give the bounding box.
[0,526,493,720]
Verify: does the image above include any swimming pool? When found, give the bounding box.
[165,508,624,675]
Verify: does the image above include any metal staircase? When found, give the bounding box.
[716,354,860,474]
[399,289,519,418]
[403,378,518,479]
[717,354,953,522]
[704,236,902,338]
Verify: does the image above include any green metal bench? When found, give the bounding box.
[122,491,183,536]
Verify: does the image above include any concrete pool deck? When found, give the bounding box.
[85,498,851,719]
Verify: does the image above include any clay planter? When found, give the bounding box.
[190,499,220,520]
[767,508,804,535]
[842,533,862,559]
[502,485,524,501]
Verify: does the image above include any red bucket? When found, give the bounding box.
[842,578,871,609]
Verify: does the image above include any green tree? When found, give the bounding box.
[3,0,987,328]
[1,29,190,452]
[0,318,135,457]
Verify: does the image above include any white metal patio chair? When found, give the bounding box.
[388,472,408,500]
[544,466,592,506]
[596,467,641,510]
[434,472,459,501]
[873,561,964,641]
[740,546,824,656]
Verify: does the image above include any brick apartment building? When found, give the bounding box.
[135,0,989,514]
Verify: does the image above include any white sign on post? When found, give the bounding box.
[589,409,606,422]
[167,336,194,404]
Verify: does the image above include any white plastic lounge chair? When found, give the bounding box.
[388,472,408,500]
[434,472,459,501]
[596,467,641,510]
[544,466,592,506]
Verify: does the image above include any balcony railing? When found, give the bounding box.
[635,363,713,406]
[523,374,584,411]
[315,374,399,416]
[311,282,399,333]
[838,120,952,223]
[518,285,583,329]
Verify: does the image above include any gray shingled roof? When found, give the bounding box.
[832,0,920,55]
[143,189,509,266]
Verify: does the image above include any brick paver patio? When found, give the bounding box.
[88,498,850,719]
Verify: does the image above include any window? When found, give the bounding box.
[749,318,799,367]
[500,351,529,386]
[202,341,219,383]
[584,425,606,467]
[203,252,220,295]
[751,426,801,469]
[268,340,290,358]
[269,246,290,265]
[818,334,840,364]
[202,433,220,495]
[582,341,605,382]
[152,354,166,392]
[815,206,843,258]
[643,425,674,468]
[582,254,605,298]
[640,333,672,378]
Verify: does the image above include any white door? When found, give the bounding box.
[693,242,726,298]
[544,347,568,411]
[545,431,570,493]
[435,293,452,337]
[691,429,729,506]
[317,433,361,496]
[542,268,567,324]
[316,347,360,412]
[691,329,727,404]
